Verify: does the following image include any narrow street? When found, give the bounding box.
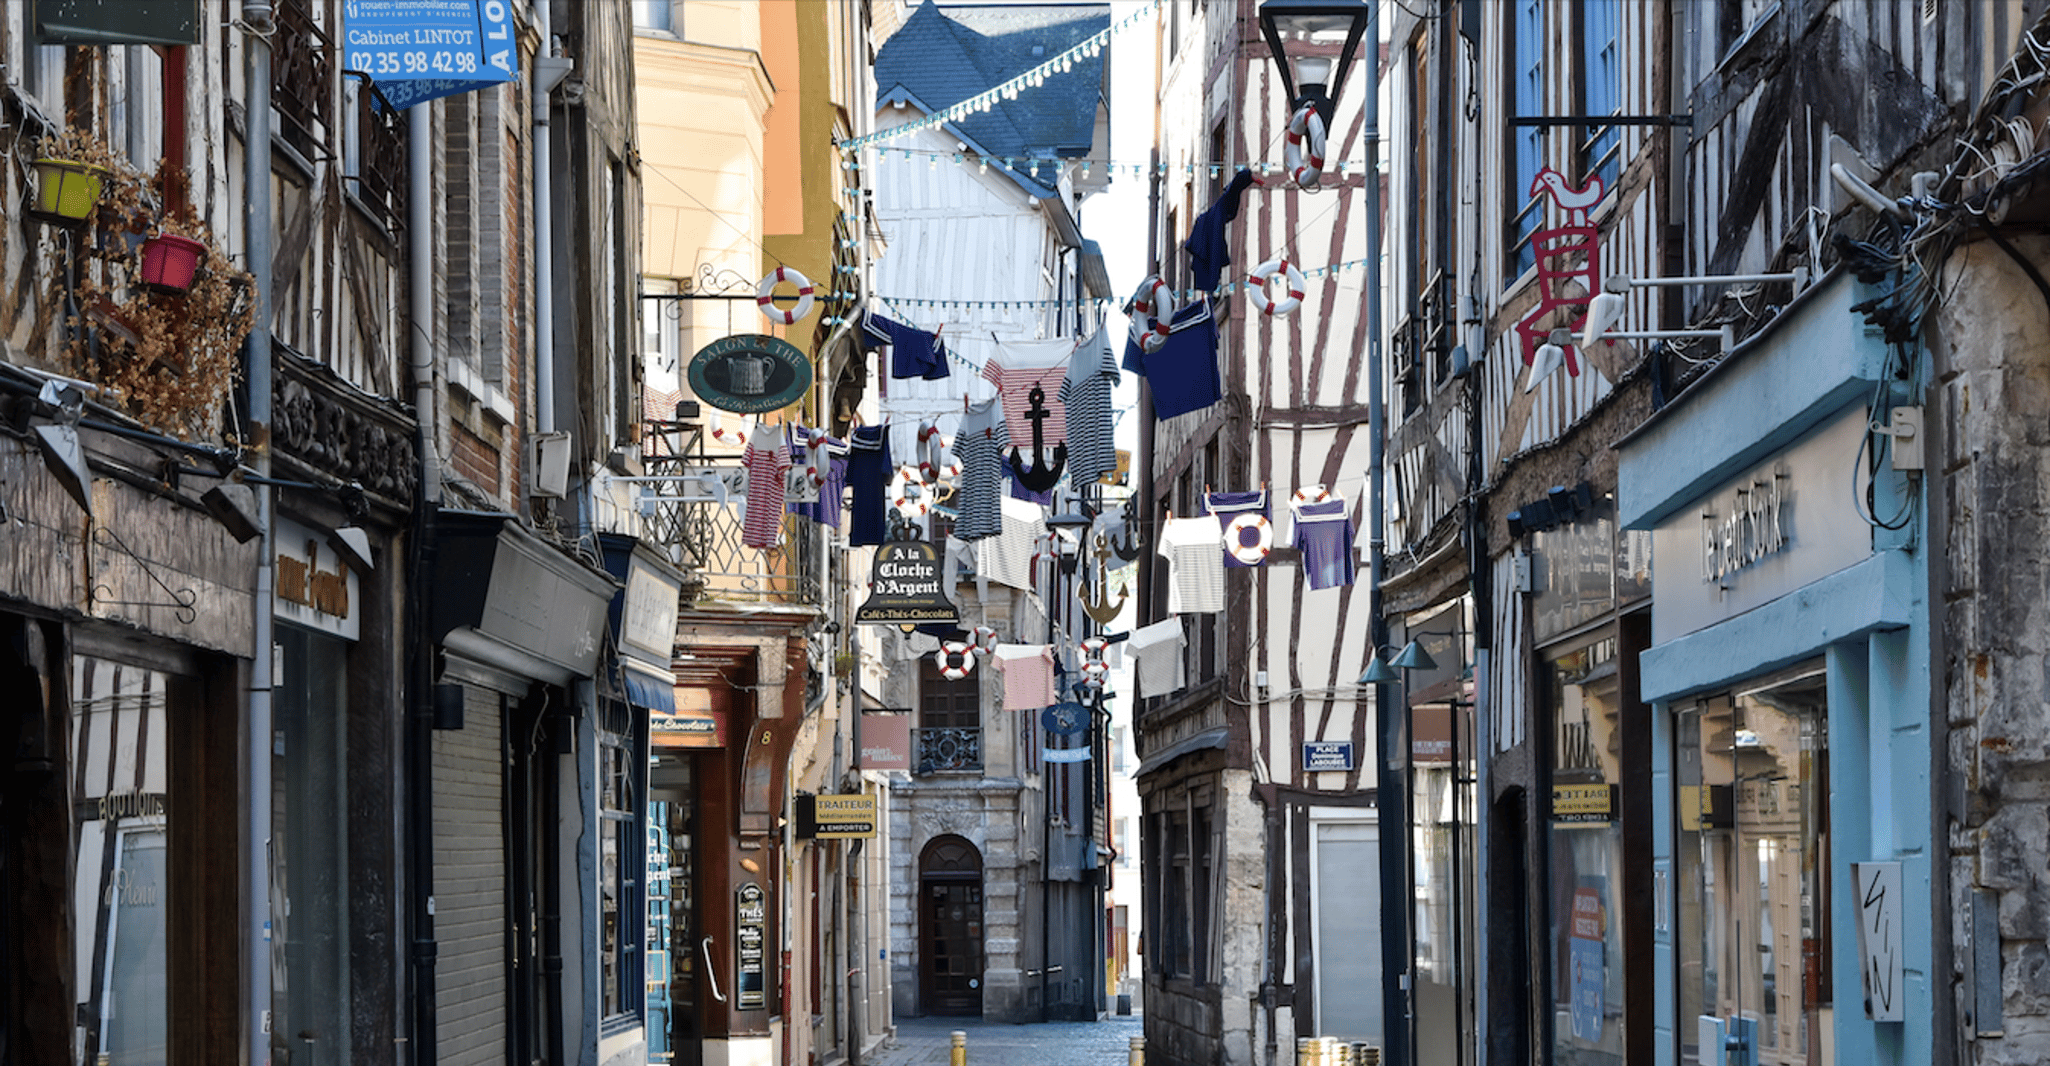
[870,1011,1147,1066]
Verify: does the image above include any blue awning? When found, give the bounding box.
[621,660,676,716]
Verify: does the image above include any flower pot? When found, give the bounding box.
[140,234,208,294]
[29,158,108,225]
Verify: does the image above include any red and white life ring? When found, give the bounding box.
[1284,103,1327,189]
[1081,660,1110,681]
[1223,512,1274,565]
[1125,275,1175,354]
[756,266,816,326]
[894,495,930,517]
[934,641,976,680]
[1292,484,1332,505]
[971,625,999,655]
[917,422,945,481]
[1247,258,1306,317]
[1080,636,1109,661]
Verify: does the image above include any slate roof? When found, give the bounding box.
[876,2,1109,195]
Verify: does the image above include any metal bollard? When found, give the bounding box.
[951,1031,967,1066]
[1128,1035,1145,1066]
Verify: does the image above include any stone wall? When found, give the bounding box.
[1931,233,2050,1066]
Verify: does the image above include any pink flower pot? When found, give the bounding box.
[140,233,207,294]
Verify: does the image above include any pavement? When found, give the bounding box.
[864,1005,1146,1066]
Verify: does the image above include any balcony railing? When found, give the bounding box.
[631,458,826,607]
[272,0,334,160]
[914,728,983,774]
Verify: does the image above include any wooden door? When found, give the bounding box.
[918,837,984,1016]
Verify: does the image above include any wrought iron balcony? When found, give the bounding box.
[631,454,826,608]
[914,728,983,774]
[272,0,334,160]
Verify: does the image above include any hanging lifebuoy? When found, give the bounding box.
[1292,484,1331,505]
[934,641,976,680]
[1080,636,1108,660]
[1223,512,1275,565]
[894,495,930,517]
[918,422,945,481]
[804,464,828,490]
[756,266,816,326]
[1283,103,1327,189]
[1125,275,1174,354]
[1081,660,1110,680]
[971,625,999,655]
[1247,258,1306,317]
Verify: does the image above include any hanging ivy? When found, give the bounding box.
[41,127,254,441]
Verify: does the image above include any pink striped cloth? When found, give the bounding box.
[980,340,1075,448]
[742,423,790,548]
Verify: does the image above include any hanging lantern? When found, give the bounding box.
[29,158,109,225]
[139,233,208,294]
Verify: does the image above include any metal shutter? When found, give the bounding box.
[432,686,506,1066]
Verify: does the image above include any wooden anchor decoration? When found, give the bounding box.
[1079,534,1128,625]
[1006,383,1066,492]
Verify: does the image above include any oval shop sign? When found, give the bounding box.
[688,334,813,414]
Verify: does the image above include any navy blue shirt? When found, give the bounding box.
[1182,170,1258,293]
[1133,301,1221,420]
[863,312,951,380]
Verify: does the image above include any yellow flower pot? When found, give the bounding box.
[29,158,108,224]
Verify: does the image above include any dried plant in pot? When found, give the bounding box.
[39,130,255,440]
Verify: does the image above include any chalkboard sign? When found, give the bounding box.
[736,883,767,1010]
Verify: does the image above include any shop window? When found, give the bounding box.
[274,625,353,1066]
[70,657,171,1066]
[1675,662,1828,1066]
[1546,638,1627,1066]
[601,732,643,1019]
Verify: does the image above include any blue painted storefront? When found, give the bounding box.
[1618,272,1933,1066]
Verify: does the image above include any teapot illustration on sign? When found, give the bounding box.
[725,351,776,395]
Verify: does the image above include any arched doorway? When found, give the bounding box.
[918,836,984,1016]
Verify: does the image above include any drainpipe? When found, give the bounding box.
[406,99,444,1066]
[240,4,276,1064]
[533,14,573,437]
[1362,28,1410,1066]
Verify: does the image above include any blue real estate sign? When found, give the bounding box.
[342,0,520,109]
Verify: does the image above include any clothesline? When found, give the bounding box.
[868,257,1372,315]
[834,0,1159,152]
[854,146,1373,183]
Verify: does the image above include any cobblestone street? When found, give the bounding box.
[866,1008,1146,1066]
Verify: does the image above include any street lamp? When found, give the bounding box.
[1257,0,1373,129]
[1357,636,1435,1066]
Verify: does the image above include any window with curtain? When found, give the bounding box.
[1508,0,1548,277]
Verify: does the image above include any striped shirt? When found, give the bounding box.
[951,398,1010,541]
[741,423,790,548]
[1058,326,1120,489]
[1159,515,1226,613]
[981,339,1074,449]
[994,643,1058,710]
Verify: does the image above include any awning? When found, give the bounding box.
[621,660,676,716]
[1135,726,1229,779]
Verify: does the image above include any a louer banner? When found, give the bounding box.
[343,0,520,109]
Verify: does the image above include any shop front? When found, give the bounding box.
[1618,272,1933,1066]
[429,511,619,1065]
[1524,492,1653,1066]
